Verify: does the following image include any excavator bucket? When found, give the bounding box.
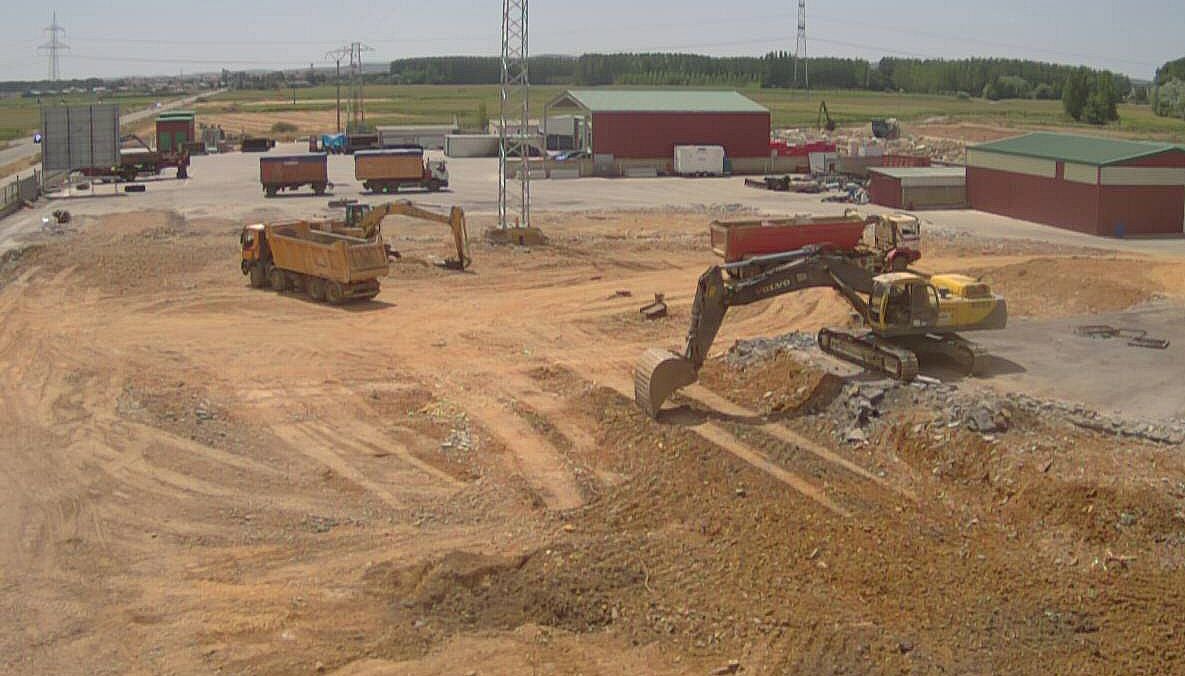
[634,348,699,419]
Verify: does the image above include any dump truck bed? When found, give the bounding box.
[710,213,866,262]
[354,149,425,181]
[260,154,328,185]
[265,221,389,284]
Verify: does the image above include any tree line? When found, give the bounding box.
[388,53,1133,102]
[1154,56,1185,120]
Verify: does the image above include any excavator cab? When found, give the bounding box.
[343,203,371,229]
[867,273,939,333]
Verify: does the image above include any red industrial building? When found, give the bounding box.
[966,132,1185,236]
[544,90,770,170]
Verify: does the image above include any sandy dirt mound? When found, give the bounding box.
[4,208,1185,674]
[972,256,1185,318]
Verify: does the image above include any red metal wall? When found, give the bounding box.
[591,111,771,159]
[1098,186,1184,236]
[967,165,1101,235]
[1117,149,1185,168]
[868,173,902,208]
[1098,149,1185,235]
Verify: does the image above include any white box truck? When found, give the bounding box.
[674,145,726,176]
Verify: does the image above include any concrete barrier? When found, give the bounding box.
[0,171,41,220]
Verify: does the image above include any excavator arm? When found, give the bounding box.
[348,200,471,270]
[635,248,875,417]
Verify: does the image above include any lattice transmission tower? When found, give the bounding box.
[346,42,374,133]
[498,0,531,230]
[793,0,808,92]
[38,10,69,82]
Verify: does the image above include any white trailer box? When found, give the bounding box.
[674,145,726,176]
[444,134,500,158]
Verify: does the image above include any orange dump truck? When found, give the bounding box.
[240,220,389,303]
[259,153,330,197]
[355,148,448,193]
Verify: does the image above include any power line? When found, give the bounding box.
[64,54,310,67]
[806,12,1160,69]
[325,47,349,134]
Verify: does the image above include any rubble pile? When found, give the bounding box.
[724,331,817,369]
[773,127,968,165]
[727,332,1185,446]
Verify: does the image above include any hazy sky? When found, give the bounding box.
[1,1,1178,81]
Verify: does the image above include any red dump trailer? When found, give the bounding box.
[260,153,329,197]
[710,213,867,263]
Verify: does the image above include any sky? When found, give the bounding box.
[0,0,1179,81]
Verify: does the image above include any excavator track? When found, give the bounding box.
[817,328,920,382]
[899,333,988,376]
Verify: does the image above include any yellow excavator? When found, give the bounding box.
[634,247,1008,418]
[332,200,471,270]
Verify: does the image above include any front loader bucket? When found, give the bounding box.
[634,348,699,419]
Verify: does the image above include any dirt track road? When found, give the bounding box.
[4,208,1185,673]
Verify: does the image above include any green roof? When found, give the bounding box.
[969,132,1180,166]
[869,166,965,179]
[157,110,195,119]
[553,90,768,114]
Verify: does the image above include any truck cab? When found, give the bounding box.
[426,159,449,189]
[240,224,270,287]
[859,212,921,271]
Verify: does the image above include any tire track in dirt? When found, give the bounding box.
[446,386,585,511]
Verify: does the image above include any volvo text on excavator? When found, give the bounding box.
[634,247,1007,418]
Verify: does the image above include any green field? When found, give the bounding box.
[0,93,162,143]
[4,85,1181,143]
[206,85,1185,141]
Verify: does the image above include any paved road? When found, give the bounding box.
[973,302,1185,419]
[0,91,223,172]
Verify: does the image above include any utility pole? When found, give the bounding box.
[793,0,808,94]
[325,47,349,134]
[38,10,69,82]
[498,0,531,231]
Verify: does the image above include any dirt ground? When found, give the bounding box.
[3,208,1185,674]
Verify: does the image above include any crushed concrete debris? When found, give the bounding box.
[728,331,1185,446]
[725,332,817,369]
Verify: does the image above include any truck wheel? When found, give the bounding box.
[313,183,327,195]
[248,264,267,288]
[265,186,277,197]
[325,282,345,305]
[307,278,326,302]
[427,179,442,192]
[177,166,188,179]
[269,267,287,292]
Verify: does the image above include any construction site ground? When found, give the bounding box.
[4,147,1185,674]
